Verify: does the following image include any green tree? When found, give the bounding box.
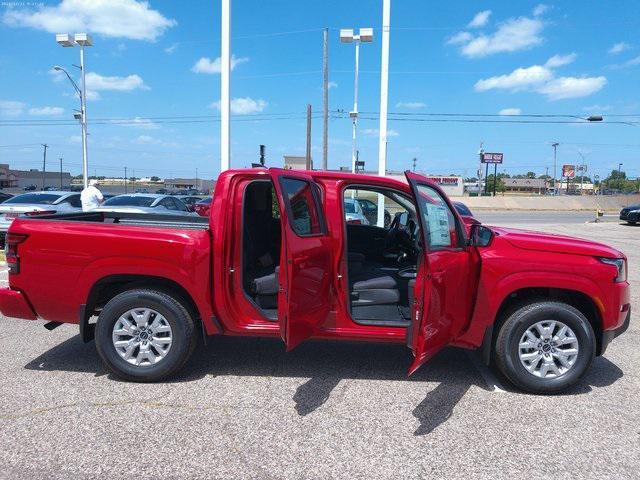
[150,176,161,182]
[485,174,506,193]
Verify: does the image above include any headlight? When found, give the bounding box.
[598,257,627,283]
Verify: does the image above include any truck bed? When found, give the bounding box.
[20,211,210,230]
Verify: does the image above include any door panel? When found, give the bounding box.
[405,171,477,374]
[345,224,387,260]
[270,169,333,350]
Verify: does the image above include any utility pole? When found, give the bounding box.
[322,27,329,171]
[220,0,231,172]
[124,166,127,193]
[478,142,484,195]
[59,155,63,189]
[412,157,417,172]
[552,142,559,195]
[259,144,266,166]
[305,104,312,170]
[377,0,391,227]
[196,167,199,191]
[41,144,48,190]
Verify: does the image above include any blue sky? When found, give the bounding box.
[0,0,638,181]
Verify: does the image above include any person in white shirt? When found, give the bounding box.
[81,179,105,211]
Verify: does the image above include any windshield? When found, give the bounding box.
[198,198,212,205]
[4,193,63,205]
[103,196,156,207]
[344,201,356,213]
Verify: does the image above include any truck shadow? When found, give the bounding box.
[24,334,623,435]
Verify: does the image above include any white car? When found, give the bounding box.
[0,191,82,243]
[91,193,196,216]
[343,198,370,225]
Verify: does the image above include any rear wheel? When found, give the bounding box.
[95,289,197,382]
[494,301,595,394]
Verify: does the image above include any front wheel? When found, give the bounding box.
[627,221,636,225]
[494,301,595,394]
[95,289,197,382]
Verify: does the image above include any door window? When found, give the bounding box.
[414,184,458,250]
[279,177,324,236]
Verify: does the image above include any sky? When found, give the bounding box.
[0,0,638,181]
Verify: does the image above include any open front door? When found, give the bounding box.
[270,168,333,350]
[405,171,473,374]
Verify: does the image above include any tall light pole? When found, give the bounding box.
[56,33,92,189]
[377,0,391,227]
[551,142,559,195]
[220,0,231,172]
[340,27,373,174]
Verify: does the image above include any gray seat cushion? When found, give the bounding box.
[252,266,280,295]
[353,275,397,291]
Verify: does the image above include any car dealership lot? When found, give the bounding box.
[0,218,638,479]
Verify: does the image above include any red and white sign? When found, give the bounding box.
[562,164,576,178]
[426,176,459,186]
[481,152,504,164]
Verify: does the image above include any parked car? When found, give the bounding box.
[0,169,630,394]
[0,192,14,204]
[620,204,640,224]
[0,191,81,245]
[22,185,37,191]
[175,195,204,212]
[344,198,370,225]
[193,197,212,217]
[92,194,195,216]
[155,188,168,195]
[354,198,391,227]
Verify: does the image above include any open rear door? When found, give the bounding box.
[405,171,470,374]
[270,168,333,350]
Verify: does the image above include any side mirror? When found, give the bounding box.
[468,223,493,247]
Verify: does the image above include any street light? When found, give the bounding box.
[340,27,373,174]
[551,142,559,195]
[56,33,92,188]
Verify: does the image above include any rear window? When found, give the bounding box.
[104,196,155,207]
[344,201,356,213]
[4,193,63,205]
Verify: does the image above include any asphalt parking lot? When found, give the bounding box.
[1,215,638,479]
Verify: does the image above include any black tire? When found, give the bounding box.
[95,289,197,382]
[627,221,636,225]
[494,301,595,394]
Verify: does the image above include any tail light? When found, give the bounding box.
[5,233,28,274]
[24,210,56,217]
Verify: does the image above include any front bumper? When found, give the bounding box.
[625,211,640,222]
[601,308,631,355]
[0,288,37,320]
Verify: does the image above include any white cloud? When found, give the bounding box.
[625,56,640,66]
[85,72,148,99]
[475,65,553,91]
[192,55,249,74]
[608,42,631,55]
[499,108,521,115]
[545,53,576,68]
[533,4,549,17]
[396,101,427,109]
[0,100,26,116]
[164,43,178,55]
[449,15,544,58]
[468,10,491,28]
[476,62,607,101]
[3,0,175,41]
[362,128,399,137]
[136,135,156,144]
[211,97,267,115]
[446,31,472,46]
[115,117,160,129]
[328,81,338,89]
[29,106,64,116]
[537,76,607,100]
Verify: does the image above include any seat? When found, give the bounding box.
[349,268,399,306]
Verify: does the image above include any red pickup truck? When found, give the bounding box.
[0,169,630,393]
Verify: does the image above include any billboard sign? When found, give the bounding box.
[481,152,503,164]
[562,164,576,178]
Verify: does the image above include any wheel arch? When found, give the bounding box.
[487,287,604,358]
[80,274,204,342]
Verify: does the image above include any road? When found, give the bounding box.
[0,219,638,479]
[475,210,613,225]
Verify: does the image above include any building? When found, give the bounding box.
[0,163,71,190]
[164,177,215,193]
[503,178,549,194]
[284,155,312,170]
[557,181,595,194]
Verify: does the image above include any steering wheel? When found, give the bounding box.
[384,213,413,256]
